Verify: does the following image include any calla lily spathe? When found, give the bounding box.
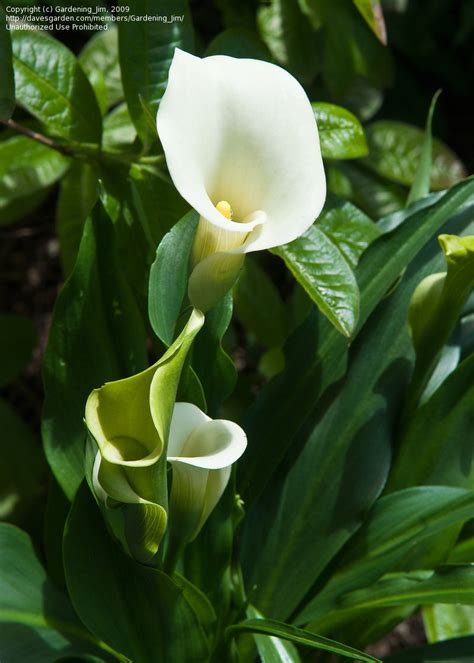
[167,403,247,543]
[157,49,326,311]
[84,309,204,562]
[90,401,246,559]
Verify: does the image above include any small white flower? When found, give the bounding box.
[157,49,326,310]
[167,402,247,542]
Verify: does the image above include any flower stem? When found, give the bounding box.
[1,118,75,157]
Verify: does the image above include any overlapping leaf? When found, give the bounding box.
[12,30,102,143]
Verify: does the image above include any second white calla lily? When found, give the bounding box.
[167,402,247,543]
[157,49,326,311]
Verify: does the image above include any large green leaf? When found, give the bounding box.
[257,0,321,83]
[316,195,380,268]
[312,102,368,160]
[148,210,198,346]
[118,0,193,143]
[226,618,380,662]
[241,185,474,619]
[79,26,123,111]
[12,31,102,143]
[56,162,99,277]
[298,487,474,627]
[273,224,360,337]
[64,483,210,663]
[298,565,474,634]
[42,201,148,500]
[238,179,474,509]
[0,523,112,662]
[0,4,14,120]
[234,257,287,348]
[0,313,36,386]
[364,121,467,190]
[0,135,69,226]
[0,399,44,523]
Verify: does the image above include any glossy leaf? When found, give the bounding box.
[234,257,287,348]
[64,483,210,663]
[316,194,380,268]
[79,26,123,111]
[0,399,44,523]
[352,0,387,44]
[226,618,380,662]
[407,90,441,206]
[148,210,198,346]
[42,201,148,499]
[242,182,474,619]
[312,102,368,160]
[257,0,321,83]
[246,606,300,663]
[0,313,36,387]
[239,179,474,509]
[0,135,69,226]
[299,487,474,627]
[273,224,360,337]
[301,566,474,634]
[0,4,14,120]
[0,523,110,662]
[12,31,102,143]
[364,121,467,190]
[56,162,99,276]
[118,0,193,143]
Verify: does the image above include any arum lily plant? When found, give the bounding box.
[157,49,326,311]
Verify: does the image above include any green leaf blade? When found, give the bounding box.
[313,102,368,160]
[12,30,102,143]
[273,225,360,337]
[364,121,467,190]
[64,483,210,662]
[42,201,148,499]
[226,618,380,662]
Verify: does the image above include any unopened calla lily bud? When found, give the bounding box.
[167,402,247,544]
[157,49,326,312]
[85,309,204,563]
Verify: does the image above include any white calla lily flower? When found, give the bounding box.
[167,402,247,542]
[157,49,326,311]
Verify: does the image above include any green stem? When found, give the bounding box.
[1,119,167,171]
